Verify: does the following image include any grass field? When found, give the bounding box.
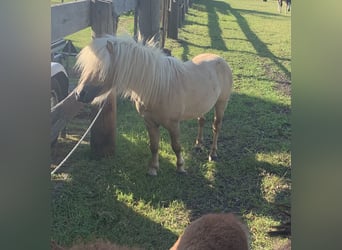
[51,0,291,249]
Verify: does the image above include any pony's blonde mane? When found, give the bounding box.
[75,35,186,106]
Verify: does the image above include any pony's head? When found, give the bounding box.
[75,37,116,104]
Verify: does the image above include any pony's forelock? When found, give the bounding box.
[75,36,113,84]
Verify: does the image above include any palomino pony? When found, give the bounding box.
[75,35,233,176]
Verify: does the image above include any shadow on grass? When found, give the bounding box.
[52,174,178,249]
[52,89,290,249]
[203,0,229,51]
[186,0,291,79]
[51,135,179,249]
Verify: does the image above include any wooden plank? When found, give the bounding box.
[112,0,137,15]
[51,90,84,143]
[51,0,91,43]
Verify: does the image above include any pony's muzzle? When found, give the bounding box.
[75,85,102,103]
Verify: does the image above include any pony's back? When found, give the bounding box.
[170,213,249,250]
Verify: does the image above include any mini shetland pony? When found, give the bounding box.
[170,213,249,250]
[75,35,233,176]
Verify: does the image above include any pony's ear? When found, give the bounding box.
[106,41,114,55]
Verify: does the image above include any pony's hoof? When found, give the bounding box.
[209,155,218,162]
[147,168,158,176]
[176,168,187,175]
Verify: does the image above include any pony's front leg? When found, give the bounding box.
[166,121,186,173]
[194,117,205,151]
[144,119,160,176]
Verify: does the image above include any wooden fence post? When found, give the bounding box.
[167,0,179,39]
[90,0,117,157]
[184,0,189,13]
[160,0,169,48]
[137,0,161,44]
[91,0,117,38]
[178,0,184,28]
[90,91,117,157]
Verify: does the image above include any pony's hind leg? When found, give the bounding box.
[209,101,227,162]
[144,118,160,176]
[194,117,205,151]
[166,121,186,173]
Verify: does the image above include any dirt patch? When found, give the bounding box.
[263,60,291,96]
[274,79,291,97]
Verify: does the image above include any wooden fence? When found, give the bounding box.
[51,0,192,157]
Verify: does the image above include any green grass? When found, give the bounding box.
[51,0,291,249]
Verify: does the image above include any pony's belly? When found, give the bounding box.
[146,100,213,122]
[180,83,221,120]
[181,100,216,120]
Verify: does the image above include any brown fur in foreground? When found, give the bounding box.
[51,213,249,250]
[170,213,249,250]
[51,239,141,250]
